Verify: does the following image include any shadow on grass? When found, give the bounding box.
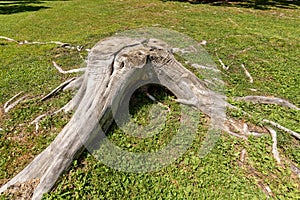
[0,0,69,14]
[163,0,300,10]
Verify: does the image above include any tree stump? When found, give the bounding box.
[0,36,225,200]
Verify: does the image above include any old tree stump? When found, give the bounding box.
[0,34,227,199]
[1,26,300,199]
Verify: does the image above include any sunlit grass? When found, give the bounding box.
[0,0,299,199]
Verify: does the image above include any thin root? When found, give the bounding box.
[263,119,300,140]
[30,108,64,132]
[0,36,87,52]
[234,96,300,111]
[4,93,28,113]
[30,114,48,132]
[41,77,77,101]
[0,36,18,43]
[265,126,281,164]
[224,118,264,139]
[146,92,171,112]
[218,57,229,70]
[241,64,253,83]
[4,92,23,109]
[52,61,86,74]
[240,149,247,164]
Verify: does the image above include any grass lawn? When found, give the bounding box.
[0,0,299,199]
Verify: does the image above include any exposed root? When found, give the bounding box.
[246,164,274,198]
[0,36,228,199]
[59,75,88,113]
[5,95,28,113]
[30,114,48,132]
[241,64,253,83]
[1,35,298,199]
[145,92,156,102]
[0,36,87,52]
[199,40,207,45]
[223,118,265,139]
[52,61,86,74]
[4,92,23,110]
[63,76,84,91]
[145,92,171,112]
[265,126,281,164]
[242,123,264,137]
[223,126,248,139]
[0,36,18,43]
[263,119,300,140]
[217,55,229,70]
[249,88,257,92]
[240,149,247,164]
[223,121,248,139]
[30,108,64,132]
[226,102,298,167]
[191,63,221,73]
[4,92,28,113]
[234,96,300,111]
[226,101,298,167]
[41,77,77,101]
[237,148,275,198]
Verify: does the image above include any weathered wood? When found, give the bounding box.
[0,36,225,199]
[235,96,300,111]
[52,61,86,74]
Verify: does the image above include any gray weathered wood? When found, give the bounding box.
[0,36,225,199]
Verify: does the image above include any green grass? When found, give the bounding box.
[0,0,299,199]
